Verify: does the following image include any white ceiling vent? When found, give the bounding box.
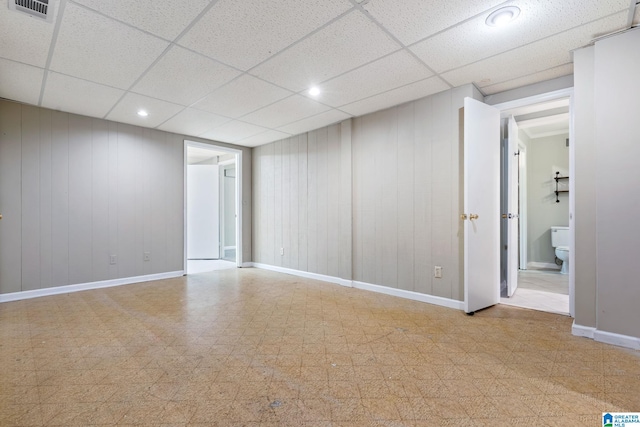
[8,0,54,23]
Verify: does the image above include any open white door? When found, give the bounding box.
[463,98,501,314]
[507,116,520,297]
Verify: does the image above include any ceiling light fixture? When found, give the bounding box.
[308,86,320,96]
[137,110,149,117]
[486,6,520,27]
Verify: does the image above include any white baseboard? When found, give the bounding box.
[571,321,595,339]
[527,262,561,270]
[249,263,464,311]
[240,262,253,268]
[572,321,640,350]
[0,271,184,303]
[250,263,352,287]
[353,281,464,311]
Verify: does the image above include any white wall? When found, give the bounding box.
[187,164,219,259]
[0,100,251,295]
[574,28,640,341]
[252,85,481,301]
[525,133,569,265]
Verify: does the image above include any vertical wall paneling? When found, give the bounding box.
[274,141,283,267]
[281,138,291,267]
[107,122,119,279]
[51,111,70,287]
[91,119,110,282]
[429,90,453,299]
[39,109,53,289]
[0,102,23,293]
[149,130,167,274]
[289,137,300,270]
[298,134,308,272]
[67,115,94,285]
[327,124,341,278]
[21,106,41,291]
[381,109,398,289]
[413,97,432,294]
[117,125,138,279]
[307,131,318,274]
[339,120,352,281]
[316,127,329,275]
[397,103,415,292]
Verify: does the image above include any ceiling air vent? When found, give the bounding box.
[8,0,54,23]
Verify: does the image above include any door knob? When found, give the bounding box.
[469,214,479,220]
[460,214,468,220]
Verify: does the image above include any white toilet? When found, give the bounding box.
[551,226,569,274]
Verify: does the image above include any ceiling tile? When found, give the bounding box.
[193,74,292,118]
[49,3,169,89]
[72,0,210,40]
[131,46,241,106]
[250,10,400,92]
[481,64,574,95]
[241,95,331,129]
[0,59,44,106]
[157,108,230,136]
[361,0,505,45]
[106,93,183,128]
[441,12,627,88]
[0,4,57,67]
[340,76,450,117]
[277,109,351,136]
[411,0,630,73]
[178,0,352,70]
[310,50,432,107]
[199,120,269,143]
[235,130,293,147]
[41,72,124,118]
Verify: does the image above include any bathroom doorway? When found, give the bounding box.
[493,89,574,316]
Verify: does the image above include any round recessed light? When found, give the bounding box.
[486,6,520,27]
[308,86,320,96]
[137,110,149,117]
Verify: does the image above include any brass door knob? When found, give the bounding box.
[460,214,468,220]
[470,214,479,220]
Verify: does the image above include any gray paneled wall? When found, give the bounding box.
[253,123,351,279]
[0,100,252,295]
[252,85,478,301]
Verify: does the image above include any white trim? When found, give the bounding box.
[0,271,184,303]
[527,262,561,270]
[594,330,640,350]
[572,321,640,350]
[571,321,595,338]
[251,263,352,288]
[184,140,243,270]
[353,281,465,311]
[240,262,253,268]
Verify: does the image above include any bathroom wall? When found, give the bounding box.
[525,132,569,266]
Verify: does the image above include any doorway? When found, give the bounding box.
[493,90,574,316]
[184,141,242,274]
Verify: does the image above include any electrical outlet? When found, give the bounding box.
[280,247,284,256]
[434,266,442,279]
[109,255,117,265]
[143,252,151,262]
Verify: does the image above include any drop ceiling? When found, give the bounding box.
[0,0,636,147]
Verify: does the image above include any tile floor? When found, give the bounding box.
[1,268,639,426]
[501,270,570,315]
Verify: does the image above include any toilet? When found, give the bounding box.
[551,226,569,274]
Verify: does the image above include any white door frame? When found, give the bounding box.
[218,159,236,262]
[184,140,243,271]
[492,87,575,317]
[517,140,528,270]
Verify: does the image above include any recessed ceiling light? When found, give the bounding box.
[308,86,320,96]
[137,110,148,117]
[486,6,520,27]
